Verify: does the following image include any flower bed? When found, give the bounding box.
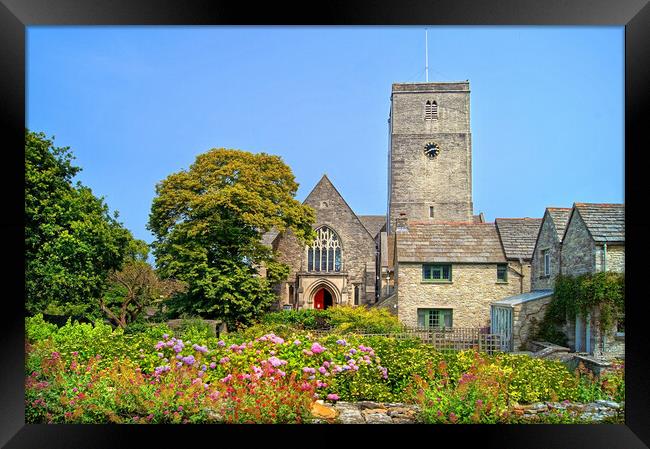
[25,316,624,424]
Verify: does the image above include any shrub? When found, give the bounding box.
[258,306,405,335]
[408,351,510,424]
[26,314,59,343]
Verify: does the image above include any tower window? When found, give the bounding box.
[429,206,435,218]
[425,100,438,121]
[354,285,359,305]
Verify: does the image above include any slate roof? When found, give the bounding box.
[261,229,279,247]
[546,208,572,242]
[495,218,543,260]
[492,289,554,307]
[358,215,387,239]
[574,203,625,243]
[396,222,507,263]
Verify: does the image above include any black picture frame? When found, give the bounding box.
[2,0,648,447]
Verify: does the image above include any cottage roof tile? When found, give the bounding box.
[396,222,506,263]
[574,203,625,243]
[495,218,543,260]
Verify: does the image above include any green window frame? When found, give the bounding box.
[422,264,452,282]
[497,264,508,282]
[417,308,453,329]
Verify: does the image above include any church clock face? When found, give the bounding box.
[424,142,440,159]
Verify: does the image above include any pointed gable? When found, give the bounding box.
[546,207,572,242]
[572,203,625,243]
[303,174,376,242]
[495,217,543,260]
[358,215,387,238]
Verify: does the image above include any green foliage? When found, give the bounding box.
[534,272,625,344]
[25,314,59,343]
[326,306,406,334]
[260,309,330,330]
[25,130,132,317]
[259,306,405,334]
[147,148,316,328]
[25,320,624,424]
[101,252,185,328]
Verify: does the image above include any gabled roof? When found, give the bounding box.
[396,222,506,263]
[358,215,386,238]
[261,229,279,247]
[495,218,543,260]
[303,174,376,242]
[546,207,572,242]
[570,203,625,243]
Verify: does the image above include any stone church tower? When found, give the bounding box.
[387,82,474,232]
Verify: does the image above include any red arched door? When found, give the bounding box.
[313,288,334,310]
[314,289,325,310]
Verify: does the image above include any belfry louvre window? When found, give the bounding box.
[425,100,438,120]
[307,226,342,272]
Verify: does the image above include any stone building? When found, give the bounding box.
[530,208,572,291]
[263,80,622,354]
[387,82,473,230]
[495,217,543,293]
[560,203,625,358]
[392,221,521,329]
[268,174,382,310]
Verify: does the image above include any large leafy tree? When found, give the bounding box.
[100,238,185,328]
[148,148,315,328]
[25,130,131,317]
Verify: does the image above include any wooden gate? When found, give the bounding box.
[490,305,513,352]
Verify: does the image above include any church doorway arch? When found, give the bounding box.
[313,287,334,310]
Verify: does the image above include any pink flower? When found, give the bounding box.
[311,343,325,354]
[318,367,327,374]
[326,393,340,401]
[268,356,287,367]
[302,349,314,356]
[293,340,301,345]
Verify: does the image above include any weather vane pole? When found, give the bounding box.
[425,28,429,82]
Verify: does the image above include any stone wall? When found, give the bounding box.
[512,295,553,351]
[531,214,562,290]
[591,307,625,360]
[508,260,532,294]
[594,244,625,273]
[561,211,596,277]
[373,293,398,315]
[388,82,473,228]
[397,263,521,328]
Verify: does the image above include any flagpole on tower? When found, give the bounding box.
[425,28,429,82]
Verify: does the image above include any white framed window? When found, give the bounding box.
[307,226,342,272]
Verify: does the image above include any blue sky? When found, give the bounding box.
[27,26,624,248]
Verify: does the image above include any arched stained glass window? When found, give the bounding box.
[307,226,342,272]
